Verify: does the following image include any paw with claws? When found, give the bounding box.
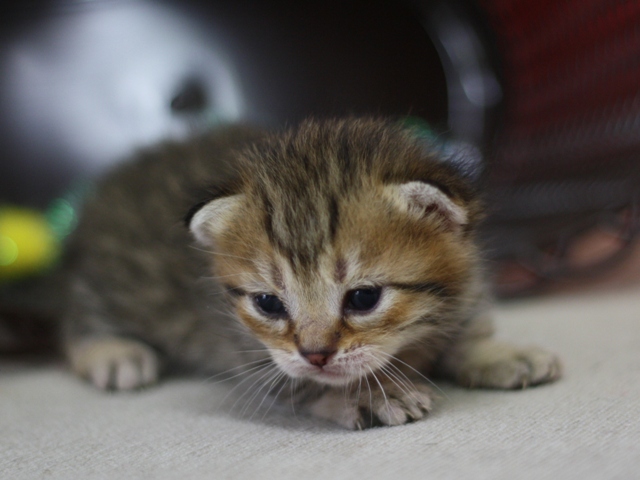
[452,340,562,389]
[67,337,160,390]
[308,378,433,429]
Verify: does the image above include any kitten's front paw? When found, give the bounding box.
[455,341,562,389]
[67,337,160,390]
[308,380,432,430]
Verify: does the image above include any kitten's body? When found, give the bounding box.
[64,118,560,429]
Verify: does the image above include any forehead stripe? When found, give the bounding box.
[328,195,340,242]
[271,264,285,290]
[334,257,347,284]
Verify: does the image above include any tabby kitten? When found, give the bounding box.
[63,118,561,429]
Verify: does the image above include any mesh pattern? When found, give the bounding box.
[479,0,640,184]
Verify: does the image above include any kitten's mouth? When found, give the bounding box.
[274,350,376,385]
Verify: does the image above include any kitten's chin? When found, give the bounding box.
[310,369,357,386]
[301,364,370,386]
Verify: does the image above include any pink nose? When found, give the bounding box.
[300,350,336,367]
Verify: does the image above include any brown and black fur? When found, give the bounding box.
[63,118,560,429]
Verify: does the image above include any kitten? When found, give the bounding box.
[63,118,561,429]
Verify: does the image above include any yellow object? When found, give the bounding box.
[0,206,59,280]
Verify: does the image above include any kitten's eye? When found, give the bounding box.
[345,287,382,312]
[254,294,287,317]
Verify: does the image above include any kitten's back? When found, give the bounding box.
[63,125,266,374]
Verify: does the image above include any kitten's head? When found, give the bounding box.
[189,118,482,385]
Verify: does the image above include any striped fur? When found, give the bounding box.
[63,118,560,429]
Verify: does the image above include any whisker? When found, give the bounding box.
[367,366,392,424]
[356,369,363,407]
[382,360,416,387]
[218,364,277,412]
[262,375,291,421]
[342,377,352,407]
[216,322,254,337]
[234,366,279,415]
[250,370,287,420]
[378,364,414,399]
[203,358,273,384]
[228,365,279,415]
[363,371,373,427]
[383,363,420,396]
[238,367,283,417]
[377,351,449,400]
[290,378,299,420]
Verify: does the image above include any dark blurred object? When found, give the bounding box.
[473,0,640,295]
[0,0,246,208]
[0,0,447,208]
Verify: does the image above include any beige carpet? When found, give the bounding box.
[2,286,639,479]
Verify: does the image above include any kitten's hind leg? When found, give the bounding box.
[440,338,562,389]
[67,336,160,390]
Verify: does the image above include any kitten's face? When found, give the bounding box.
[192,177,474,386]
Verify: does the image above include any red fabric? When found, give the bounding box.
[478,0,640,183]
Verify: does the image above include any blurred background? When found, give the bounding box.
[1,0,639,349]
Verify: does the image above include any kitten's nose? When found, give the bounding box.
[300,350,336,368]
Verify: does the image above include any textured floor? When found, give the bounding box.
[2,286,639,480]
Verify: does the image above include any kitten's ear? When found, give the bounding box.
[384,181,467,232]
[187,194,245,246]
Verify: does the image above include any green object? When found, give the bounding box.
[0,180,92,282]
[400,115,442,143]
